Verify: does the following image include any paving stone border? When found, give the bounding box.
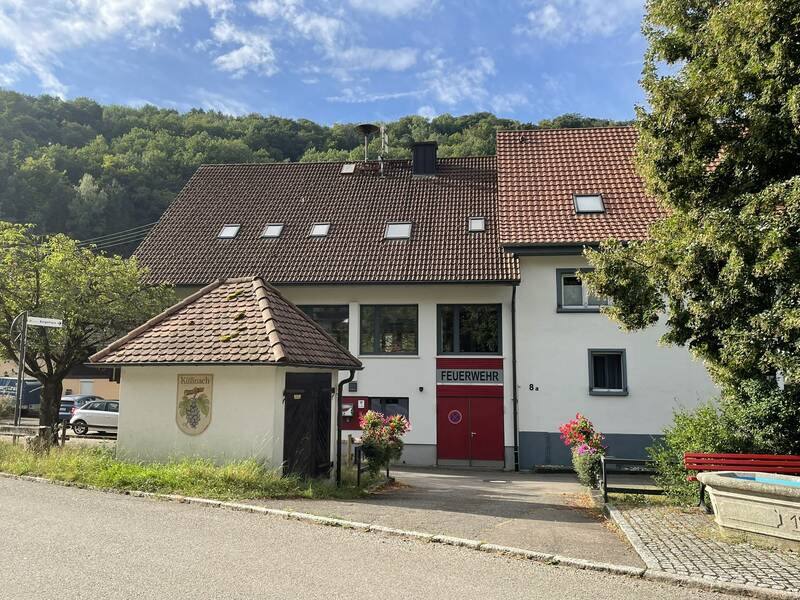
[2,471,798,599]
[600,496,800,599]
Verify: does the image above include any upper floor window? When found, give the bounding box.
[261,223,284,238]
[557,268,609,312]
[298,305,349,348]
[309,223,330,237]
[438,304,501,354]
[468,217,486,233]
[360,305,418,355]
[384,222,412,239]
[574,194,605,214]
[218,224,240,239]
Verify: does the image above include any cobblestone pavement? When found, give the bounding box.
[615,505,800,594]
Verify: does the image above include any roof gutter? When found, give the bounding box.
[336,369,357,487]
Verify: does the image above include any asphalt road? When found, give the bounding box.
[0,478,735,600]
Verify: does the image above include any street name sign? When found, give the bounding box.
[27,316,63,328]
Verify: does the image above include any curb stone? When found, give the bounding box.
[0,471,795,599]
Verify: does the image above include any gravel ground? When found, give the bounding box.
[0,478,738,600]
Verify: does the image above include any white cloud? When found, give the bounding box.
[195,88,252,115]
[490,92,529,115]
[516,0,643,40]
[347,0,432,18]
[421,48,495,106]
[327,86,421,103]
[248,0,417,75]
[211,20,277,77]
[417,105,436,119]
[0,0,231,97]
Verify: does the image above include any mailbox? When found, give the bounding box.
[340,396,369,430]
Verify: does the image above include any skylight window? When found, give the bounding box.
[310,223,330,237]
[574,194,605,214]
[384,222,412,239]
[469,217,486,232]
[261,223,284,238]
[341,163,356,174]
[218,224,240,239]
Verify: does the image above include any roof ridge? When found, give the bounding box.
[251,277,287,363]
[197,155,495,168]
[89,279,224,362]
[497,125,636,134]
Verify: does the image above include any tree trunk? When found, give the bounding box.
[39,379,63,429]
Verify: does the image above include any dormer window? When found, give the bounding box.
[310,223,330,237]
[384,222,412,239]
[218,224,240,239]
[261,223,284,238]
[468,217,486,232]
[574,194,605,214]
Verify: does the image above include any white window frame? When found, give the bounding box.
[384,222,412,239]
[573,194,605,214]
[468,217,486,233]
[309,223,331,237]
[556,268,609,312]
[217,224,241,239]
[261,223,284,238]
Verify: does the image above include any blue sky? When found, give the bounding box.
[0,1,646,124]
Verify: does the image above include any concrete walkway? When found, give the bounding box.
[252,467,644,567]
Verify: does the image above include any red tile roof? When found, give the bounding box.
[496,127,664,247]
[90,277,362,370]
[134,157,519,285]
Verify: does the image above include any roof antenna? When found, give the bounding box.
[356,123,380,162]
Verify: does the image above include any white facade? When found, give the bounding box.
[277,284,515,467]
[514,256,717,467]
[117,364,338,466]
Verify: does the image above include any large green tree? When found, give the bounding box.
[0,222,174,428]
[583,0,800,452]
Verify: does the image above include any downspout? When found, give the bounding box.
[511,283,520,472]
[336,369,356,486]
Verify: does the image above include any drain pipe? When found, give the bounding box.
[336,370,356,486]
[511,283,520,472]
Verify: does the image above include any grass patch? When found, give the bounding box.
[608,492,686,508]
[0,441,378,501]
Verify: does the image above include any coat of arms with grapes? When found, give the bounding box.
[177,381,212,434]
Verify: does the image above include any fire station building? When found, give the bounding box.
[130,126,716,470]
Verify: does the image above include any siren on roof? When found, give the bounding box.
[356,123,380,162]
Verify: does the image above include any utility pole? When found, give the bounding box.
[11,311,28,428]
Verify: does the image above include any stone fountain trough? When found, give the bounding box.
[697,471,800,549]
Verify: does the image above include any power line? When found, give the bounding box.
[77,224,156,245]
[77,222,157,246]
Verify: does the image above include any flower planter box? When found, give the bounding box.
[697,471,800,550]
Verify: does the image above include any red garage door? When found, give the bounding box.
[436,394,504,461]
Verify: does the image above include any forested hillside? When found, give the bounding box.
[0,89,625,251]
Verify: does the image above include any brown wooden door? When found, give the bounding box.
[283,373,332,478]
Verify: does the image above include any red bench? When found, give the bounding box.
[684,452,800,507]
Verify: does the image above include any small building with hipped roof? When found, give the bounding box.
[90,277,361,477]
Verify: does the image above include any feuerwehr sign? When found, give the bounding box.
[436,368,503,385]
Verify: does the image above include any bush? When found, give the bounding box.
[572,447,603,487]
[648,402,752,502]
[559,413,606,488]
[360,410,411,477]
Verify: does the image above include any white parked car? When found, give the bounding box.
[69,400,119,435]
